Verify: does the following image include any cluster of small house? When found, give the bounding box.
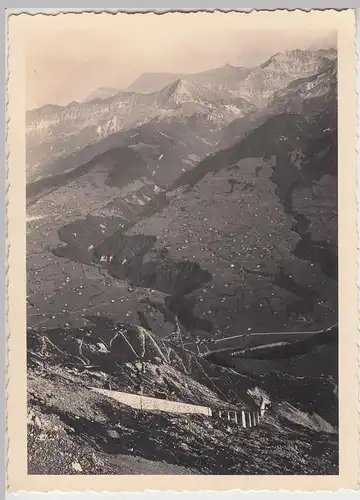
[99,254,114,263]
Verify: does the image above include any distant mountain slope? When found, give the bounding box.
[126,49,332,99]
[126,64,252,93]
[218,55,337,150]
[27,80,255,181]
[26,91,157,176]
[269,57,337,113]
[27,48,334,181]
[26,114,224,210]
[175,105,336,190]
[83,87,120,102]
[233,49,334,106]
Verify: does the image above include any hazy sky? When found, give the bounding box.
[24,13,336,110]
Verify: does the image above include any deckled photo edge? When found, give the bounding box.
[6,8,358,492]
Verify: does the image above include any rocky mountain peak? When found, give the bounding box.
[157,79,217,106]
[260,49,326,73]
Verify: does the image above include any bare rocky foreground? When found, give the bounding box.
[28,381,337,476]
[27,323,338,475]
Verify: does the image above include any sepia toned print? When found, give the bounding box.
[6,9,358,492]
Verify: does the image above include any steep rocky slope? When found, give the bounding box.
[233,49,333,106]
[27,320,338,475]
[269,57,336,113]
[218,56,337,149]
[28,369,337,475]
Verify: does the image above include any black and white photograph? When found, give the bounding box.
[17,11,348,480]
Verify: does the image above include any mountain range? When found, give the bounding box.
[26,78,254,183]
[26,49,334,182]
